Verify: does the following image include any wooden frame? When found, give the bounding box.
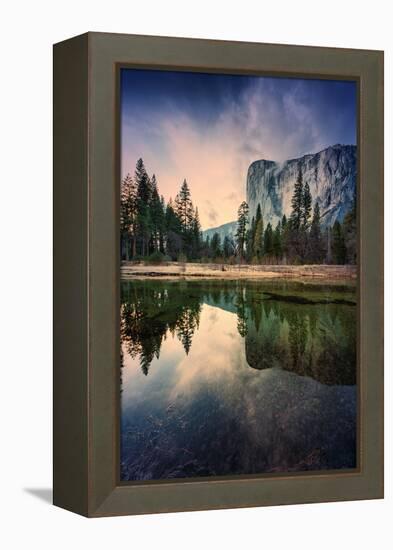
[53,32,384,517]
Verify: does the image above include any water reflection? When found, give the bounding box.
[121,282,202,375]
[121,280,356,384]
[120,279,357,480]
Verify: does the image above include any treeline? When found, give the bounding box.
[120,158,204,261]
[121,159,356,265]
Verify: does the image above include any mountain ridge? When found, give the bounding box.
[202,220,237,242]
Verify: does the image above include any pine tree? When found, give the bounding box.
[331,220,347,264]
[325,226,332,264]
[174,179,195,258]
[120,173,137,259]
[223,235,234,258]
[273,221,283,259]
[253,216,264,259]
[255,204,262,224]
[342,201,356,264]
[191,206,202,259]
[309,202,324,263]
[287,165,305,261]
[264,223,274,256]
[302,181,312,229]
[134,158,152,256]
[290,165,304,231]
[165,198,183,260]
[235,201,249,261]
[159,195,166,253]
[281,214,289,260]
[251,205,262,257]
[204,235,211,259]
[149,174,165,253]
[245,228,253,262]
[135,158,151,204]
[210,232,222,258]
[175,179,194,232]
[248,216,256,259]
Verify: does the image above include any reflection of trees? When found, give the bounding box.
[120,279,356,386]
[121,281,201,374]
[287,312,308,374]
[244,299,285,370]
[120,300,162,375]
[235,287,248,338]
[176,306,200,355]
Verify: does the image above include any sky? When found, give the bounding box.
[120,68,357,230]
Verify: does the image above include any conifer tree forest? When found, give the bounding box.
[121,159,356,265]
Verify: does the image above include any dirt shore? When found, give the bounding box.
[121,261,356,281]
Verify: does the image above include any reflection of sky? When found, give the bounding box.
[121,302,281,445]
[121,301,355,419]
[122,304,247,410]
[121,69,357,229]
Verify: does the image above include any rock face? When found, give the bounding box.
[246,144,356,228]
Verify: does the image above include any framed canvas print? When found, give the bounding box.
[53,32,384,517]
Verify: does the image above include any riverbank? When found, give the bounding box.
[121,261,356,281]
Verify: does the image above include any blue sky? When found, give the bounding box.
[121,68,356,228]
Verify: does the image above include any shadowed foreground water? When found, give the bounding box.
[120,279,357,481]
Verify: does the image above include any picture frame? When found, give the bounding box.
[53,32,383,517]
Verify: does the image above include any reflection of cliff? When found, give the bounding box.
[244,299,356,385]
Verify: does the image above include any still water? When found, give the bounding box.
[120,279,357,481]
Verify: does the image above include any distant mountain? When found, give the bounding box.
[202,220,237,242]
[247,144,356,228]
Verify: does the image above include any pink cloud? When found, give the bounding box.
[121,80,329,230]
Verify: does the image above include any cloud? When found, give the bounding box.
[204,200,218,225]
[225,192,241,202]
[122,76,355,230]
[207,209,218,224]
